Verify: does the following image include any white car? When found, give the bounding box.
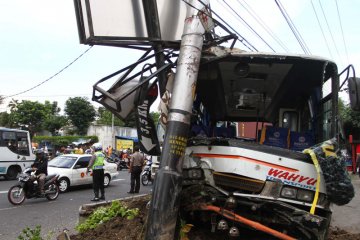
[48,154,119,192]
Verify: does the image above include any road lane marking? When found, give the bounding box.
[0,179,126,193]
[112,179,125,182]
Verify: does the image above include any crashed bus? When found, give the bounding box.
[73,0,360,238]
[92,45,358,239]
[91,44,359,239]
[168,47,357,239]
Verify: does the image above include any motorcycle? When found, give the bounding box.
[117,158,128,171]
[8,168,60,205]
[141,158,153,186]
[107,153,128,171]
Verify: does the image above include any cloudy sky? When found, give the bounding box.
[1,0,359,113]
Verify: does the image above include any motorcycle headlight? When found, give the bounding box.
[281,187,297,199]
[297,189,314,202]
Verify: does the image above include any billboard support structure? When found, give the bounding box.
[145,1,211,239]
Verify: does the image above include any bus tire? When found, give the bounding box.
[5,166,20,180]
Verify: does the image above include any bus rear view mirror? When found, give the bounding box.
[348,77,360,111]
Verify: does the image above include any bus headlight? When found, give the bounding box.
[281,187,297,199]
[297,189,314,202]
[183,168,204,180]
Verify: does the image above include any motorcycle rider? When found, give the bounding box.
[87,143,105,201]
[31,149,48,196]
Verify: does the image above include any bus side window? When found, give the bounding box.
[1,131,30,156]
[2,131,18,153]
[16,132,30,156]
[8,140,17,152]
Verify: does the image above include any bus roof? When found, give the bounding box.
[0,127,30,133]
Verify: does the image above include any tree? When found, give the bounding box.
[44,100,61,115]
[10,100,48,136]
[339,99,360,139]
[65,97,96,135]
[42,101,67,135]
[0,112,16,128]
[43,115,68,136]
[97,107,125,126]
[8,98,19,111]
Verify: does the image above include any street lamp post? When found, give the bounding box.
[145,1,210,239]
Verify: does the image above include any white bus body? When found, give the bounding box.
[0,128,35,180]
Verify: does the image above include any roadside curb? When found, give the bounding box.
[78,194,150,224]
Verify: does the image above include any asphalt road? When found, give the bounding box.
[0,171,153,240]
[0,172,359,240]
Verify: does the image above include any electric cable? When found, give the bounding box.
[222,0,276,52]
[4,46,93,99]
[334,0,349,63]
[310,0,334,59]
[237,0,290,53]
[275,0,311,54]
[318,0,343,64]
[185,0,258,51]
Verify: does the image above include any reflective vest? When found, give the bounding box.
[92,151,105,170]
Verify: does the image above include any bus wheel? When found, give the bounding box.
[5,166,19,180]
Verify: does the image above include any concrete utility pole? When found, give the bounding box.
[145,0,210,239]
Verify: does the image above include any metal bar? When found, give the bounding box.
[332,66,339,138]
[145,1,209,239]
[84,0,94,38]
[73,0,86,44]
[339,64,356,90]
[115,63,172,102]
[142,0,168,96]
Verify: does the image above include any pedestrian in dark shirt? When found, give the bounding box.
[127,146,145,194]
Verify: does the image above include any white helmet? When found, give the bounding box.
[92,143,102,151]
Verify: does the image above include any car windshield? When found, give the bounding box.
[48,156,78,168]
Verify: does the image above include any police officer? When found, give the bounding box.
[87,143,105,201]
[128,146,145,194]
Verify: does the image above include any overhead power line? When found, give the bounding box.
[221,0,276,52]
[310,0,333,59]
[334,0,349,63]
[275,0,311,54]
[185,0,258,52]
[237,0,290,53]
[4,46,93,99]
[318,0,342,64]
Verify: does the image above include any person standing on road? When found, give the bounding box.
[87,143,105,201]
[128,146,145,194]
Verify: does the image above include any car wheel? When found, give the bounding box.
[58,178,70,193]
[104,174,111,187]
